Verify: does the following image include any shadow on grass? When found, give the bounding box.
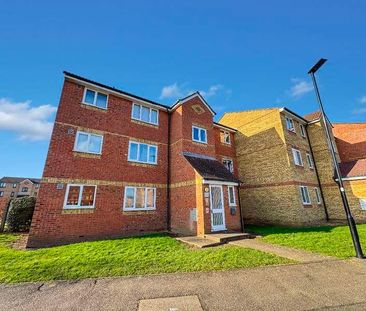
[246,224,337,236]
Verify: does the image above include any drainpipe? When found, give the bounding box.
[166,110,171,231]
[305,125,329,221]
[237,184,245,232]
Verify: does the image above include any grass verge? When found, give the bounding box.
[0,233,292,283]
[247,224,366,258]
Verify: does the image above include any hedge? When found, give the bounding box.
[6,196,36,232]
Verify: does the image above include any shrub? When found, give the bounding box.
[6,197,36,232]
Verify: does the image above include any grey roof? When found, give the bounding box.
[184,154,240,183]
[0,177,41,184]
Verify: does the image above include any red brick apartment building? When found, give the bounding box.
[27,72,241,247]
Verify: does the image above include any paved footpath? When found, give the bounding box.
[1,259,366,311]
[230,239,335,262]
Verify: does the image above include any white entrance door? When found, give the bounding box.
[209,185,226,232]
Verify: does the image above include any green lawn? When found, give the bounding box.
[247,224,366,258]
[0,233,291,283]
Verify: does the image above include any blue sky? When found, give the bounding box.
[0,0,365,178]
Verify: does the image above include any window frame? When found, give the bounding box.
[12,183,17,188]
[131,103,159,125]
[306,152,314,169]
[63,184,97,209]
[227,186,236,206]
[300,124,306,138]
[10,192,14,197]
[220,130,231,145]
[128,141,158,165]
[292,148,303,166]
[0,182,6,188]
[285,117,296,132]
[74,131,104,155]
[0,191,3,197]
[300,186,311,205]
[123,186,156,211]
[315,187,322,204]
[82,88,108,110]
[223,158,234,173]
[192,126,207,144]
[21,187,28,192]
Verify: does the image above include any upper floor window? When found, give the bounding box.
[0,182,6,188]
[306,152,314,169]
[0,191,3,197]
[300,186,311,205]
[82,88,108,109]
[74,131,103,155]
[285,117,295,132]
[223,158,234,173]
[132,103,158,125]
[192,126,207,144]
[12,183,17,188]
[315,187,322,204]
[64,184,96,209]
[300,124,306,138]
[292,148,303,166]
[123,186,156,211]
[10,192,14,197]
[220,131,231,145]
[35,184,40,189]
[360,199,366,211]
[228,186,236,206]
[22,187,28,192]
[128,141,157,164]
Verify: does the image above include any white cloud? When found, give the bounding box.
[352,95,366,114]
[199,84,223,98]
[159,83,183,99]
[289,78,313,98]
[0,98,57,141]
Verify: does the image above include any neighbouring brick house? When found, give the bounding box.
[220,109,366,226]
[0,177,41,199]
[27,72,241,247]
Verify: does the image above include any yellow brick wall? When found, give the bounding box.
[220,109,327,226]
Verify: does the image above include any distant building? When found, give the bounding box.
[0,177,41,199]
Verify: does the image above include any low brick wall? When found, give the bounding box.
[0,197,10,231]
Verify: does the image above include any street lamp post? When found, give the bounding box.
[308,58,364,259]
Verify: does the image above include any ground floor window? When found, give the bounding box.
[300,186,311,205]
[315,187,322,204]
[64,184,96,209]
[123,186,156,211]
[227,186,236,206]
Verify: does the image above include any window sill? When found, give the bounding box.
[192,140,208,146]
[62,207,95,214]
[229,204,237,207]
[73,151,102,159]
[294,164,304,168]
[123,208,156,213]
[80,102,108,112]
[128,160,157,166]
[131,118,159,127]
[287,129,296,134]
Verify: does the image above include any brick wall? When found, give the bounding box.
[0,197,10,230]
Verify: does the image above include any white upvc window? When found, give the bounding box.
[82,88,108,109]
[64,184,97,209]
[227,186,236,206]
[285,117,295,132]
[131,103,159,125]
[220,130,231,145]
[223,158,234,173]
[0,191,3,197]
[128,141,158,164]
[0,182,6,188]
[192,126,207,144]
[306,152,314,169]
[12,183,17,188]
[360,199,366,211]
[74,131,103,154]
[292,148,303,166]
[300,124,306,138]
[300,186,311,205]
[123,186,156,211]
[315,187,322,204]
